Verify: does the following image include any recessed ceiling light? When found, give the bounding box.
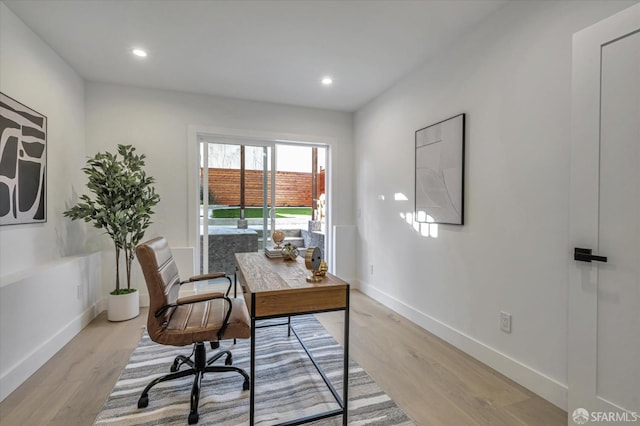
[321,77,333,86]
[132,48,147,57]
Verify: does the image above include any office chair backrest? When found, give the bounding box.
[136,236,182,340]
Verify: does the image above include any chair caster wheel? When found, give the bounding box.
[138,396,149,408]
[188,412,199,424]
[225,354,233,365]
[243,379,250,391]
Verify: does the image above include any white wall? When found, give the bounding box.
[0,2,101,401]
[85,82,354,298]
[0,2,89,272]
[354,0,637,409]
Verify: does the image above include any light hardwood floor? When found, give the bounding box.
[316,291,566,425]
[0,290,566,425]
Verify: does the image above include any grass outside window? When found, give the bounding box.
[210,207,312,219]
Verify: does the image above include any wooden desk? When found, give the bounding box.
[235,252,350,426]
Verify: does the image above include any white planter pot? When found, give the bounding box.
[108,290,140,322]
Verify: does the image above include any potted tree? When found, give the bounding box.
[64,144,160,321]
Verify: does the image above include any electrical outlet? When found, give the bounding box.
[500,311,511,333]
[370,264,374,275]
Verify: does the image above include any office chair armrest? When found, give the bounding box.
[154,294,235,335]
[217,296,233,340]
[175,292,225,305]
[181,272,227,283]
[155,293,225,317]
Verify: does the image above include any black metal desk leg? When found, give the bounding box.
[250,316,256,426]
[233,270,238,344]
[343,290,350,425]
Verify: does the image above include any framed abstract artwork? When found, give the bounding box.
[415,113,465,225]
[0,92,47,225]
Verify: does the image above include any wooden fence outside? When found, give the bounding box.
[202,168,325,207]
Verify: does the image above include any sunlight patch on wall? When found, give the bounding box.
[400,211,438,238]
[394,192,408,201]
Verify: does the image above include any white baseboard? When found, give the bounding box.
[97,297,108,314]
[358,281,567,410]
[0,303,99,401]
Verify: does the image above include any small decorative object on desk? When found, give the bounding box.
[318,260,328,275]
[271,230,285,248]
[281,242,299,260]
[264,246,284,258]
[304,246,327,283]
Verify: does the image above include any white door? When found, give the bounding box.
[569,3,640,425]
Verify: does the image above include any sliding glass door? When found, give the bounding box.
[198,139,327,274]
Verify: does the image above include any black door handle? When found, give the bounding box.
[574,247,608,263]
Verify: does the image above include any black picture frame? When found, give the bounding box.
[415,113,465,225]
[0,92,47,225]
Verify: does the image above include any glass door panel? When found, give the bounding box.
[273,145,326,258]
[199,142,272,274]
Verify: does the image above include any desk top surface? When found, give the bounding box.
[235,252,348,294]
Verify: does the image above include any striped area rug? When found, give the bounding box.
[94,315,414,426]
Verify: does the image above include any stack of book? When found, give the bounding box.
[264,246,283,258]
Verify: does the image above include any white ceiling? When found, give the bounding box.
[4,0,509,112]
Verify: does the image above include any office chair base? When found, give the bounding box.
[137,342,250,424]
[171,348,232,372]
